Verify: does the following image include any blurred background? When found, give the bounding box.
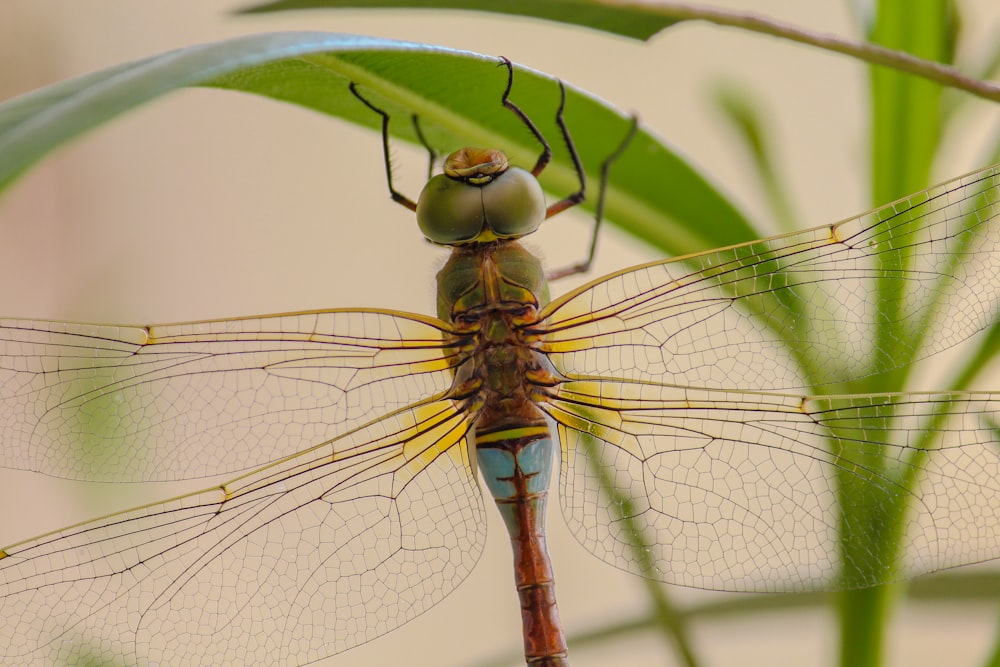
[1,1,999,666]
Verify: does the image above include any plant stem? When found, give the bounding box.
[599,1,1000,103]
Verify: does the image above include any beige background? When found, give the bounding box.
[1,1,1000,666]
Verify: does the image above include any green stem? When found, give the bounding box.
[579,433,700,667]
[600,1,1000,103]
[838,585,894,667]
[980,610,1000,667]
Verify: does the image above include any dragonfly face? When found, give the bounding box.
[2,57,1000,667]
[417,147,546,245]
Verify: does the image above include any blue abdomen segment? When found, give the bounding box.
[478,428,554,501]
[475,425,567,665]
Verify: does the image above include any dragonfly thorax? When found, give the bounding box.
[416,147,546,245]
[436,240,550,323]
[436,239,556,431]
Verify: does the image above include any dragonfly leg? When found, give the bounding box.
[547,116,639,281]
[498,56,553,177]
[498,56,638,280]
[542,79,587,220]
[411,114,437,182]
[498,57,587,219]
[348,82,418,212]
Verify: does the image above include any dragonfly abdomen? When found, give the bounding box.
[477,428,567,666]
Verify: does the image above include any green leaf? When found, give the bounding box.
[236,0,678,41]
[838,6,958,666]
[0,33,394,192]
[0,32,757,259]
[869,0,953,205]
[237,1,1000,109]
[712,82,799,235]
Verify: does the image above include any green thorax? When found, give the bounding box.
[436,241,550,324]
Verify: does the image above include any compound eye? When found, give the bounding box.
[481,167,545,238]
[415,148,546,245]
[416,173,485,245]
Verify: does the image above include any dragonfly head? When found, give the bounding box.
[416,147,545,246]
[443,147,509,184]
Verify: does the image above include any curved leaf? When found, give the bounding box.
[236,0,678,41]
[237,2,1000,106]
[0,32,757,258]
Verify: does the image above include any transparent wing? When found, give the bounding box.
[537,164,1000,391]
[0,399,482,666]
[544,380,1000,592]
[0,309,459,482]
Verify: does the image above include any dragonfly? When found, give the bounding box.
[2,57,1000,667]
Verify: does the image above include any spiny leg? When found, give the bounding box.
[548,116,639,281]
[411,114,437,181]
[500,56,587,219]
[498,57,586,218]
[497,56,552,177]
[541,79,587,220]
[348,82,418,212]
[499,56,639,280]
